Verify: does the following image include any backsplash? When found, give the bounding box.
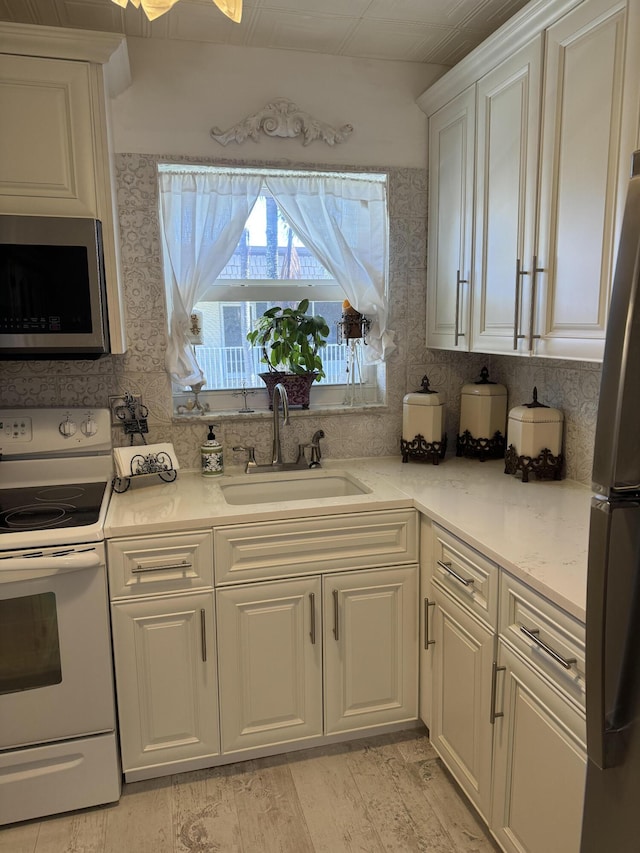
[0,153,601,483]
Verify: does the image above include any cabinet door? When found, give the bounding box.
[111,592,219,777]
[471,37,542,355]
[426,86,475,351]
[491,641,586,853]
[534,0,629,360]
[419,517,435,730]
[430,587,495,820]
[324,565,418,735]
[0,54,98,216]
[216,577,322,753]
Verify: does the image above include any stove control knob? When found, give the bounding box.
[81,415,98,437]
[59,416,77,438]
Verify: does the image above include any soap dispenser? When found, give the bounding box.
[201,425,223,476]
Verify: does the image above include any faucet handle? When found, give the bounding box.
[233,445,257,471]
[309,430,325,467]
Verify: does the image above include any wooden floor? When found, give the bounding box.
[0,728,500,853]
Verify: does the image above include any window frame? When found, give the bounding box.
[160,163,388,413]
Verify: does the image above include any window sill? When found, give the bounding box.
[171,401,388,425]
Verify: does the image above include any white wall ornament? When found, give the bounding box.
[210,98,353,146]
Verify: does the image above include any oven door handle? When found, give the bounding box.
[0,548,102,583]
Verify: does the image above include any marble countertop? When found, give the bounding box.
[105,456,592,622]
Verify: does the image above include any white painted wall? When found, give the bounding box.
[110,37,446,168]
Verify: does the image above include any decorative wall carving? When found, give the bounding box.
[210,98,353,146]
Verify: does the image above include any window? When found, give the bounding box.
[158,165,391,411]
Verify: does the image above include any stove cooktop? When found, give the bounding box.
[0,482,108,534]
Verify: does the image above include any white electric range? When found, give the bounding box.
[0,407,121,825]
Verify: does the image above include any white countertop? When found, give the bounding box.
[105,456,592,622]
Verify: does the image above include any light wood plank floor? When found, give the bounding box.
[0,728,500,853]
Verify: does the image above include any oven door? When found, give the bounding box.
[0,543,115,750]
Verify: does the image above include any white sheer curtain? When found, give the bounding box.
[264,173,393,362]
[158,170,262,386]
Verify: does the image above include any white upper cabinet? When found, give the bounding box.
[426,87,476,351]
[0,55,98,216]
[0,23,130,354]
[533,0,630,360]
[471,37,543,356]
[420,0,640,362]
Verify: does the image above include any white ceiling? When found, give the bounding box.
[0,0,530,66]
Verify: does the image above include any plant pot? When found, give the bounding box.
[259,372,318,409]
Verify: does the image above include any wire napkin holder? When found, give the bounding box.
[112,443,179,493]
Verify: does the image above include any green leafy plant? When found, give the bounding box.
[247,299,330,381]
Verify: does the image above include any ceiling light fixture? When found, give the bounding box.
[110,0,242,23]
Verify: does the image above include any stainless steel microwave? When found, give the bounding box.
[0,215,110,359]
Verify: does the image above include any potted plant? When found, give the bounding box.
[247,299,330,408]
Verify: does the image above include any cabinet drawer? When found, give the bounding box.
[431,525,498,627]
[214,509,418,585]
[499,572,585,709]
[108,531,214,599]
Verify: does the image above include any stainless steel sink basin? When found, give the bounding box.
[220,470,371,505]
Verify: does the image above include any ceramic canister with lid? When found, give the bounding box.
[457,366,507,459]
[507,388,563,457]
[403,375,445,444]
[505,387,564,482]
[401,375,447,463]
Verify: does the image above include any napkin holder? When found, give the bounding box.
[112,443,179,493]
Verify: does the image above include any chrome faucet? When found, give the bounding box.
[234,385,325,473]
[271,383,289,466]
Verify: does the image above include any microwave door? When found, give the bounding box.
[0,216,109,358]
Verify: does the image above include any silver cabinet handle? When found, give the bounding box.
[520,626,577,670]
[133,559,192,574]
[528,255,543,351]
[333,589,339,641]
[437,560,475,587]
[200,609,207,663]
[454,269,468,347]
[424,598,436,650]
[309,592,316,645]
[490,660,506,724]
[513,258,528,350]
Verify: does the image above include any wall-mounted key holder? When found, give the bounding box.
[114,391,149,444]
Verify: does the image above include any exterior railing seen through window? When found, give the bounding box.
[195,343,348,390]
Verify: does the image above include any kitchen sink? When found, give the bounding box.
[219,469,371,505]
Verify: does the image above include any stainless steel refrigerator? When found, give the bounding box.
[581,149,640,852]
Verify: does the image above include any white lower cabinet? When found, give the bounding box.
[491,640,587,853]
[216,565,418,753]
[419,516,434,731]
[323,566,418,735]
[430,586,495,820]
[108,512,419,780]
[216,576,323,753]
[421,521,586,853]
[110,591,220,779]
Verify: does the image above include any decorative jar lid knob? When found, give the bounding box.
[418,375,438,394]
[475,366,496,385]
[524,386,549,409]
